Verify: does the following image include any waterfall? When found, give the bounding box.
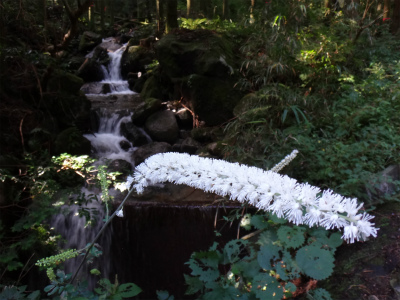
[83,109,138,164]
[49,189,112,288]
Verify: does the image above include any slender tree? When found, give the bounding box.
[223,0,229,19]
[156,0,164,33]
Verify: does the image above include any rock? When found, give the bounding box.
[131,97,163,125]
[54,127,91,155]
[46,70,84,95]
[119,140,131,151]
[182,74,243,126]
[176,108,193,128]
[366,165,400,204]
[120,122,149,147]
[140,75,163,100]
[107,159,132,175]
[144,110,179,144]
[79,31,102,52]
[132,72,150,93]
[77,58,105,83]
[132,142,172,165]
[121,45,154,78]
[173,137,202,154]
[154,30,236,79]
[191,127,224,143]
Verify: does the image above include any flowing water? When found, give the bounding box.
[50,37,240,299]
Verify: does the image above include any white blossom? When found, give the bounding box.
[127,152,378,243]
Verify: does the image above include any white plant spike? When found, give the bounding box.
[125,152,378,243]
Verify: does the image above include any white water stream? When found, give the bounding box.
[50,39,142,288]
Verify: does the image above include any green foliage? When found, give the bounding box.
[36,249,79,268]
[0,285,40,300]
[185,212,341,299]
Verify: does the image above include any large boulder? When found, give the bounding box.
[121,45,154,78]
[132,142,172,165]
[154,29,236,79]
[46,70,84,95]
[131,97,163,125]
[144,110,179,144]
[120,122,149,147]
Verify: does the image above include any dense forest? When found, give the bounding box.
[1,0,400,299]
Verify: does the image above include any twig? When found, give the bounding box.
[70,186,136,284]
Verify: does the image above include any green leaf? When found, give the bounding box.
[295,245,335,280]
[203,285,240,300]
[184,274,204,295]
[256,230,278,246]
[268,213,287,224]
[257,244,281,270]
[284,282,296,294]
[251,215,269,230]
[251,273,283,300]
[277,226,305,249]
[224,239,248,264]
[117,283,142,298]
[232,258,260,279]
[156,290,174,300]
[27,290,41,300]
[90,268,101,276]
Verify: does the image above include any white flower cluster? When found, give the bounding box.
[126,152,378,243]
[270,150,299,173]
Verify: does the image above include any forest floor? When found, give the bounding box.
[320,201,400,300]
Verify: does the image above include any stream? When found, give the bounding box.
[50,38,240,299]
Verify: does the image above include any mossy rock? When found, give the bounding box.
[131,97,163,125]
[79,31,102,52]
[54,127,91,155]
[46,70,84,95]
[121,45,154,78]
[140,75,163,100]
[182,74,244,126]
[155,29,236,79]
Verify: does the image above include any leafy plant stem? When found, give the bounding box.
[70,187,136,284]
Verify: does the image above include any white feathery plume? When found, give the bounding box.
[125,152,378,243]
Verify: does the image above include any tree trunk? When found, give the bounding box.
[187,0,191,17]
[392,0,400,34]
[223,0,229,20]
[156,0,164,33]
[383,0,389,19]
[250,0,255,23]
[58,0,92,51]
[166,0,178,33]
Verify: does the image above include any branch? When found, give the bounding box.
[70,187,136,284]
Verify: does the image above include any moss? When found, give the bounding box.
[140,75,163,100]
[46,70,84,95]
[54,127,91,155]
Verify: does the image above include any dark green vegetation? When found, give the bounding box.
[1,0,400,299]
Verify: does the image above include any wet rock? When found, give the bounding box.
[107,159,132,175]
[173,137,202,154]
[119,140,131,151]
[176,108,193,128]
[120,122,149,147]
[77,58,105,83]
[140,75,163,100]
[132,142,172,165]
[121,45,154,78]
[144,110,179,144]
[131,97,163,125]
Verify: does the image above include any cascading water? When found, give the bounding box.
[99,44,134,95]
[51,37,241,299]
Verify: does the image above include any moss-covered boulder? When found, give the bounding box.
[46,70,84,95]
[54,127,91,155]
[155,29,236,79]
[121,45,154,78]
[131,97,163,125]
[140,75,164,100]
